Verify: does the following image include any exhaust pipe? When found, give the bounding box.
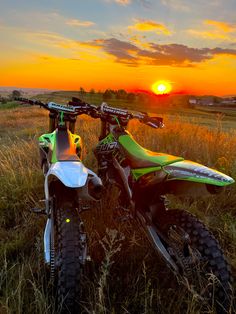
[88,176,104,200]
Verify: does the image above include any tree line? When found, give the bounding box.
[0,90,22,104]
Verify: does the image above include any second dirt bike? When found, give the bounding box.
[91,102,234,314]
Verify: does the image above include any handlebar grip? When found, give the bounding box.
[150,117,164,128]
[141,116,164,128]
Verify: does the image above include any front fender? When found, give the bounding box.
[46,161,89,187]
[44,161,98,200]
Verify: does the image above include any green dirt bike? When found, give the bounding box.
[16,97,103,313]
[89,101,234,313]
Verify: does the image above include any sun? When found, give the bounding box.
[151,80,172,95]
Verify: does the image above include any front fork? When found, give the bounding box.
[44,218,52,264]
[136,207,179,275]
[44,197,53,265]
[43,196,89,266]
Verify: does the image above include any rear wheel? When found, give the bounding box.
[155,209,233,314]
[51,201,85,313]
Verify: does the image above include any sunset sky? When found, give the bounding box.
[1,0,236,95]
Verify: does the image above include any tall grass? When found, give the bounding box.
[0,105,235,313]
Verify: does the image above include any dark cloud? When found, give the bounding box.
[88,38,236,67]
[210,47,236,54]
[142,43,212,65]
[101,38,139,64]
[87,38,140,65]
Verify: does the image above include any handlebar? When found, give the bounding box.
[98,102,164,129]
[15,97,98,116]
[15,97,164,129]
[16,97,48,109]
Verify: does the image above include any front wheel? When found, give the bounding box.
[155,209,233,314]
[51,201,86,313]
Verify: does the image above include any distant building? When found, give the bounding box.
[199,97,214,106]
[221,97,236,105]
[189,98,197,105]
[189,97,214,106]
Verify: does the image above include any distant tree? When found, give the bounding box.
[127,92,136,103]
[138,93,148,103]
[103,89,113,101]
[116,89,127,100]
[172,95,190,108]
[213,96,221,104]
[90,88,95,95]
[0,96,8,104]
[11,90,21,99]
[79,87,86,96]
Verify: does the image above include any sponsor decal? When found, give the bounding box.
[96,142,118,152]
[48,102,75,112]
[39,141,47,147]
[103,105,128,117]
[167,166,231,182]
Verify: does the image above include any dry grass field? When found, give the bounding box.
[0,96,235,313]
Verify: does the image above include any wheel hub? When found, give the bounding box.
[167,225,201,278]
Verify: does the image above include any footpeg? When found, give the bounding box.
[86,255,92,262]
[31,207,46,214]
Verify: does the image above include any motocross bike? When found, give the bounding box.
[89,102,234,314]
[16,97,103,313]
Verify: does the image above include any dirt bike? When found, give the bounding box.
[89,101,234,313]
[16,97,103,313]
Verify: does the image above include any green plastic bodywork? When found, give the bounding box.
[38,130,82,164]
[99,133,115,145]
[132,167,162,180]
[163,160,234,187]
[39,131,57,162]
[119,134,183,167]
[118,133,234,187]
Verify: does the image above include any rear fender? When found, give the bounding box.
[163,160,234,196]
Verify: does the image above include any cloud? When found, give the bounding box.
[161,0,190,12]
[38,55,80,62]
[84,37,236,67]
[105,0,151,6]
[29,31,77,49]
[66,19,95,27]
[129,34,150,48]
[115,0,131,4]
[205,20,236,32]
[188,20,236,41]
[105,0,131,5]
[188,29,232,41]
[129,19,171,35]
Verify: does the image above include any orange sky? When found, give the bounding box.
[1,1,236,95]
